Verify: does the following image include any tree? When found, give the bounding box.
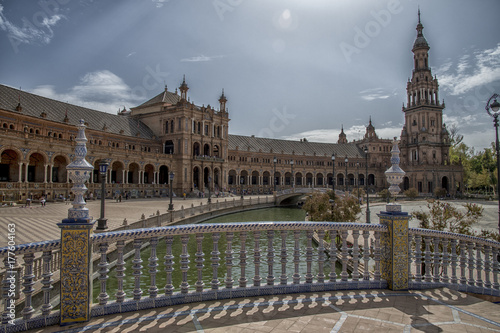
[377,189,391,202]
[302,191,361,222]
[433,187,447,198]
[404,187,418,200]
[411,200,498,240]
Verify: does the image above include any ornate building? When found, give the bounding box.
[0,13,461,203]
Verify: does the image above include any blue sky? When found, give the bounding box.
[1,0,499,150]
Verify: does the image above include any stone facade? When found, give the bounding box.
[0,14,461,202]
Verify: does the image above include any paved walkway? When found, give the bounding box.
[26,288,500,333]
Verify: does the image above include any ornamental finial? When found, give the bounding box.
[66,119,94,222]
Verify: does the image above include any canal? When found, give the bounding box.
[93,207,338,302]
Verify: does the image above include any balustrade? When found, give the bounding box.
[1,222,500,333]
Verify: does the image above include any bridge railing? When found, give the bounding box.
[1,219,500,332]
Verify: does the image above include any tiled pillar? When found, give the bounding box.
[379,204,409,291]
[58,119,94,325]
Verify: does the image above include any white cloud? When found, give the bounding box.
[152,0,170,8]
[0,4,63,47]
[281,124,402,144]
[359,88,391,101]
[180,54,225,62]
[31,70,140,113]
[437,44,500,96]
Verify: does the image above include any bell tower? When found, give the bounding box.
[400,9,450,167]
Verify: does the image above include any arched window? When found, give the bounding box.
[165,140,174,154]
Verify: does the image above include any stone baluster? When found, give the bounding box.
[293,230,301,284]
[115,240,126,302]
[467,242,475,286]
[484,245,491,289]
[351,230,360,281]
[450,239,458,285]
[280,230,288,285]
[225,232,234,289]
[253,231,261,286]
[149,237,159,298]
[441,238,449,284]
[180,235,190,293]
[22,253,35,319]
[475,244,483,288]
[266,230,275,285]
[305,230,314,283]
[373,231,381,281]
[191,203,195,216]
[239,231,248,288]
[459,240,467,285]
[211,232,221,290]
[363,230,370,280]
[414,235,422,282]
[492,247,499,290]
[41,250,53,316]
[423,236,432,282]
[164,236,174,295]
[340,230,349,282]
[133,239,143,300]
[329,230,337,282]
[195,234,205,292]
[407,234,414,282]
[317,230,325,283]
[433,237,441,283]
[98,243,109,305]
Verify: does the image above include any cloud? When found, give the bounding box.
[359,88,391,101]
[180,54,225,62]
[437,44,500,95]
[152,0,170,8]
[281,124,402,143]
[31,70,140,113]
[0,4,63,47]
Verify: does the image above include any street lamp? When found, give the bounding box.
[168,171,174,211]
[486,93,500,234]
[290,159,294,190]
[331,153,335,193]
[364,146,370,223]
[208,176,212,204]
[344,156,348,192]
[273,156,277,192]
[96,160,109,231]
[356,162,360,202]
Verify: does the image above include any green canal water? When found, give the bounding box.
[93,207,340,302]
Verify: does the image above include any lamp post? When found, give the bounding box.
[331,153,335,193]
[344,156,348,192]
[364,146,370,223]
[273,156,277,192]
[356,162,360,202]
[208,176,212,204]
[168,171,174,211]
[486,93,500,234]
[290,159,294,191]
[96,160,109,230]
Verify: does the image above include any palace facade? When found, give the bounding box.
[0,14,462,203]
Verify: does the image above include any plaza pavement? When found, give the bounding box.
[26,288,500,333]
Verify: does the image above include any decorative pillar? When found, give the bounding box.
[57,120,94,325]
[18,162,23,182]
[379,138,409,291]
[44,164,48,183]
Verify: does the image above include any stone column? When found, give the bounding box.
[57,119,94,326]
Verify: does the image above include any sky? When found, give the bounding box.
[0,0,499,151]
